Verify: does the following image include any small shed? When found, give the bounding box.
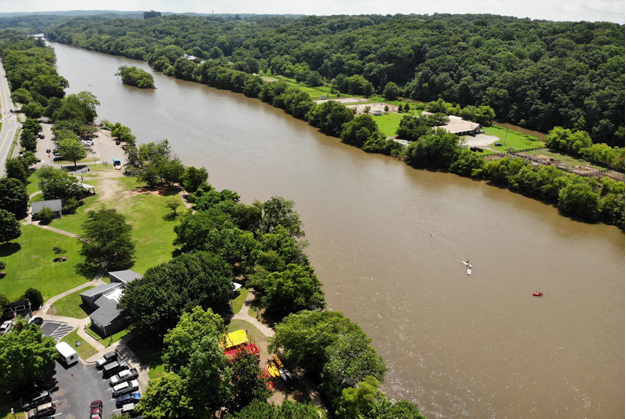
[31,199,62,220]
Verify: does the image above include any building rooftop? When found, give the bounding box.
[80,283,121,298]
[31,199,62,214]
[90,298,120,329]
[108,270,142,284]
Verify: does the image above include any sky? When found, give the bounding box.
[0,0,624,23]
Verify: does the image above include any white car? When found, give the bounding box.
[112,380,139,397]
[109,368,138,386]
[0,320,12,335]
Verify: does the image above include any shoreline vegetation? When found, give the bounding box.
[43,36,625,229]
[0,33,428,418]
[116,65,155,89]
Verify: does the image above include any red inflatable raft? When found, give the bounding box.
[533,292,544,297]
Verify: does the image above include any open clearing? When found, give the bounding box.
[0,225,92,301]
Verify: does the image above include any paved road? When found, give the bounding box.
[0,60,20,176]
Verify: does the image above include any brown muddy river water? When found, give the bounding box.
[51,42,624,418]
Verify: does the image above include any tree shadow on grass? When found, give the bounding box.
[0,242,21,257]
[162,212,180,222]
[75,262,100,279]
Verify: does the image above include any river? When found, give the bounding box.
[50,42,624,419]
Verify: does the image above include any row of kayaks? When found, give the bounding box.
[265,354,293,383]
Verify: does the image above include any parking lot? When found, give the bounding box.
[47,356,138,419]
[41,321,74,342]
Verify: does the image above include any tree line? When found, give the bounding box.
[43,13,625,146]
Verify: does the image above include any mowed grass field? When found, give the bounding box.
[372,113,406,137]
[0,225,92,302]
[51,286,94,318]
[484,125,545,151]
[49,175,182,275]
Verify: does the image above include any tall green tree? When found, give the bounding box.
[308,101,354,137]
[163,307,226,372]
[58,137,88,166]
[119,252,233,339]
[0,209,21,243]
[261,264,326,317]
[0,177,29,217]
[0,319,57,391]
[227,351,271,412]
[224,400,320,419]
[79,207,136,267]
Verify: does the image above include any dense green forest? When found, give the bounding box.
[43,13,625,146]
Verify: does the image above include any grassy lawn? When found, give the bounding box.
[228,319,266,347]
[126,339,166,380]
[26,171,42,196]
[50,175,181,275]
[0,225,93,302]
[50,286,93,319]
[60,329,98,360]
[267,74,359,100]
[484,125,545,151]
[372,113,405,137]
[86,324,130,347]
[525,149,605,170]
[231,288,250,314]
[29,193,45,204]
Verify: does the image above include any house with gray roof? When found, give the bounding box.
[79,270,142,336]
[31,199,62,220]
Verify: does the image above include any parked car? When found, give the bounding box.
[95,351,118,369]
[27,402,55,418]
[11,382,46,401]
[103,360,128,378]
[115,392,141,408]
[495,142,503,146]
[37,134,45,139]
[20,390,52,410]
[29,317,44,326]
[109,368,138,386]
[112,380,140,398]
[90,400,102,419]
[0,320,12,335]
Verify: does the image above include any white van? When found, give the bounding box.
[55,342,78,366]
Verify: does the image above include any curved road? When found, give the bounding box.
[0,60,20,176]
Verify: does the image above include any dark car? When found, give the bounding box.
[103,360,128,378]
[11,382,45,401]
[37,134,45,139]
[495,142,503,146]
[20,390,52,410]
[29,317,44,326]
[90,400,103,419]
[115,392,141,408]
[95,351,118,369]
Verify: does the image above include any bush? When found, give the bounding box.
[37,207,54,224]
[24,288,44,309]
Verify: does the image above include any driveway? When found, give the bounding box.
[51,358,131,419]
[464,133,499,148]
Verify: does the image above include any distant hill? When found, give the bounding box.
[0,11,303,19]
